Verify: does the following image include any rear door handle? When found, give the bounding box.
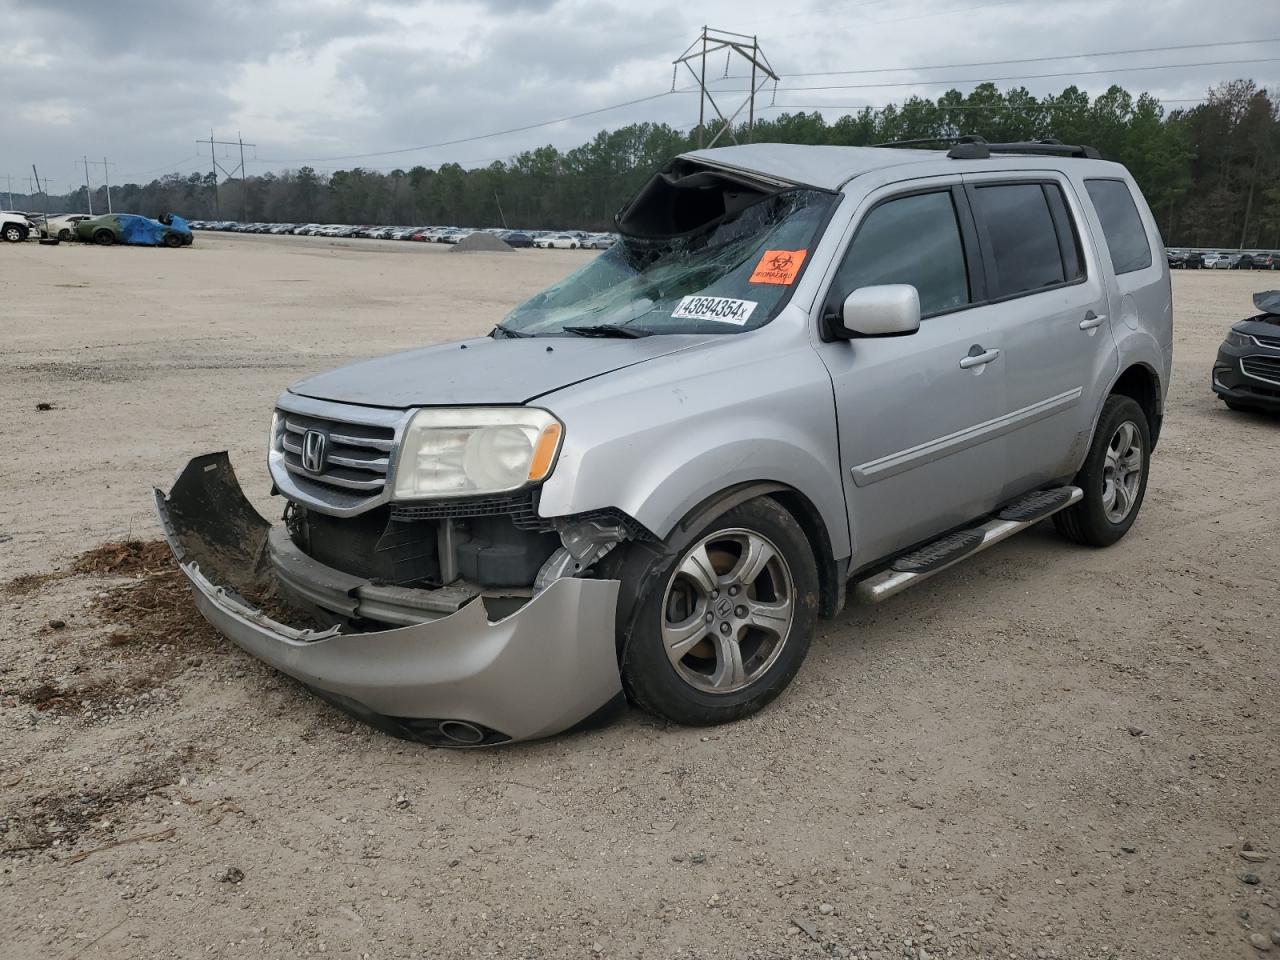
[1080,311,1107,330]
[959,348,1000,369]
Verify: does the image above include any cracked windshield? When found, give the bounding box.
[500,187,834,336]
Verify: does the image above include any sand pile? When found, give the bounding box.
[451,231,514,253]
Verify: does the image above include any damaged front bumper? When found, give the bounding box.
[154,453,623,746]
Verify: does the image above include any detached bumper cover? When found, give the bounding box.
[154,453,623,744]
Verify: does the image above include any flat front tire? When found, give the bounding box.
[1054,395,1151,547]
[614,497,819,727]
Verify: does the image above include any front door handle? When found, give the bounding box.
[959,347,1000,369]
[1080,310,1107,330]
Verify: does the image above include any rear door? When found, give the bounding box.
[813,180,1009,568]
[961,174,1117,499]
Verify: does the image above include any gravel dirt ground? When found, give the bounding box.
[1,233,1277,960]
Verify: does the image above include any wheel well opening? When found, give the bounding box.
[765,489,844,621]
[1111,364,1161,446]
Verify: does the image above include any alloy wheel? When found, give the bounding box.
[660,528,795,694]
[1101,420,1143,524]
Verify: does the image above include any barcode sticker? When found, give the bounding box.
[671,296,758,325]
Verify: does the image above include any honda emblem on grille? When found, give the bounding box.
[301,430,328,473]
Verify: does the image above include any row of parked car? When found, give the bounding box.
[1167,248,1279,270]
[188,220,616,250]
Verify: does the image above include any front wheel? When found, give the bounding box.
[1054,395,1151,547]
[613,497,818,727]
[2,224,25,243]
[163,232,182,248]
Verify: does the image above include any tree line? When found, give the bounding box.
[14,79,1280,249]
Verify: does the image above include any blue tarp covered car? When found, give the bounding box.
[74,213,193,247]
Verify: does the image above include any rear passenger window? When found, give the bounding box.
[1085,178,1152,274]
[971,183,1082,298]
[831,190,970,317]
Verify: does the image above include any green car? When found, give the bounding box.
[74,213,193,247]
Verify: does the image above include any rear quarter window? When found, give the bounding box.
[1085,178,1153,275]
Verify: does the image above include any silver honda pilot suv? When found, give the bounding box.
[157,139,1173,746]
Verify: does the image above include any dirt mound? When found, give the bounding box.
[72,538,173,577]
[450,231,514,253]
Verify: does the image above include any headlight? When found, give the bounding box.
[392,407,562,500]
[1226,330,1254,349]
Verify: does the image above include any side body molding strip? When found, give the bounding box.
[850,388,1083,487]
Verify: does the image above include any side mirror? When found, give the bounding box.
[838,284,921,338]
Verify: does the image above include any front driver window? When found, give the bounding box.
[830,190,971,318]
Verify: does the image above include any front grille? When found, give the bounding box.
[1242,355,1280,385]
[1254,333,1280,349]
[277,411,395,495]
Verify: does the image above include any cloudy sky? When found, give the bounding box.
[3,0,1278,194]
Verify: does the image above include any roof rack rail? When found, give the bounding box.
[947,137,1102,160]
[870,134,987,149]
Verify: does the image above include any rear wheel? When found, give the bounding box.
[615,497,818,727]
[57,229,71,241]
[1054,395,1151,547]
[93,229,115,245]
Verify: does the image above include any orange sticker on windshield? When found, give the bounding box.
[749,249,807,285]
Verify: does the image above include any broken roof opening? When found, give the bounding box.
[615,158,788,239]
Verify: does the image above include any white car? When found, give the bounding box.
[40,214,90,240]
[534,233,582,249]
[1,211,34,242]
[1203,252,1233,269]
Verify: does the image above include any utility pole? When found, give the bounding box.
[77,158,116,212]
[196,131,256,220]
[674,27,778,149]
[3,174,11,210]
[76,155,94,215]
[32,165,50,236]
[494,191,508,228]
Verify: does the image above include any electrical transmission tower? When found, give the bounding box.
[196,131,256,220]
[674,27,779,149]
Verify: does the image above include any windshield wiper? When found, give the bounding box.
[491,323,531,339]
[561,323,653,338]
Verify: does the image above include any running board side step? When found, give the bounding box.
[853,486,1083,604]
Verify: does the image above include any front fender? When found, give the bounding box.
[535,327,850,560]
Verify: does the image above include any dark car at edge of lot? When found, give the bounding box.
[1212,290,1280,414]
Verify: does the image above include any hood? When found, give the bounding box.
[1236,316,1280,337]
[288,334,719,408]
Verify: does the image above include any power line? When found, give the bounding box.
[257,90,687,165]
[762,97,1211,112]
[117,153,204,181]
[736,36,1280,79]
[705,56,1280,94]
